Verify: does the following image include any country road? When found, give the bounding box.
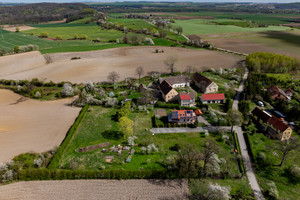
[232,67,265,200]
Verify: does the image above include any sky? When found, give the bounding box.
[0,0,299,3]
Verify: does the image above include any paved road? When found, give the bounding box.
[151,126,231,134]
[234,126,265,200]
[232,66,265,200]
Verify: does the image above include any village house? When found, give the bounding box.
[158,80,178,102]
[251,107,292,141]
[168,110,196,124]
[178,92,196,107]
[158,75,190,88]
[191,72,218,93]
[200,93,225,104]
[267,86,291,102]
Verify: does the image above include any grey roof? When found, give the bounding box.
[159,75,189,85]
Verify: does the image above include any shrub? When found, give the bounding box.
[190,180,231,200]
[61,83,74,97]
[55,35,62,40]
[285,165,300,183]
[40,32,48,38]
[264,181,279,200]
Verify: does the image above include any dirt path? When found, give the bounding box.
[0,89,81,163]
[0,46,243,83]
[0,179,189,200]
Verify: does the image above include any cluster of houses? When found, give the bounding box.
[157,72,225,124]
[158,72,225,106]
[251,107,293,141]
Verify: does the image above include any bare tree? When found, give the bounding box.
[164,55,178,75]
[107,71,120,84]
[135,66,144,80]
[273,137,300,167]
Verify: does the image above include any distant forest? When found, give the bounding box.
[91,2,300,14]
[0,3,90,25]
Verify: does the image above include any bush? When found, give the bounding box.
[55,35,62,40]
[285,165,300,183]
[40,32,48,38]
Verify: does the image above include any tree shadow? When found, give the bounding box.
[101,130,123,140]
[259,31,300,47]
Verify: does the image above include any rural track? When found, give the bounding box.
[233,67,265,200]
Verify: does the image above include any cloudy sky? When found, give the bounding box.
[0,0,299,3]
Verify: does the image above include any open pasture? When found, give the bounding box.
[0,89,81,163]
[0,28,127,53]
[0,46,243,83]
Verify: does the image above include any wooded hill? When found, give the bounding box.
[0,3,90,25]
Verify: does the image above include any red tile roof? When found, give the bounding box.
[195,109,202,115]
[268,116,290,132]
[202,93,225,101]
[180,94,191,100]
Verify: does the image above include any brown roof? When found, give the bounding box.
[251,107,271,123]
[158,80,173,95]
[192,72,212,87]
[268,116,290,132]
[267,86,289,101]
[158,75,189,85]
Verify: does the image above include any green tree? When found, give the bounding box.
[227,109,243,126]
[15,27,20,32]
[55,35,62,40]
[118,116,134,139]
[14,45,19,53]
[238,100,250,119]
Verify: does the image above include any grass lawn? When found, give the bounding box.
[249,133,300,199]
[175,19,292,35]
[58,106,241,174]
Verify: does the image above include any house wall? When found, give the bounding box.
[163,89,178,102]
[201,99,224,104]
[205,82,218,94]
[281,127,292,141]
[172,82,190,88]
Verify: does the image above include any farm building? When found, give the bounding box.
[178,92,196,107]
[191,72,218,93]
[158,75,190,88]
[200,93,225,104]
[251,107,292,141]
[168,110,196,124]
[158,80,178,102]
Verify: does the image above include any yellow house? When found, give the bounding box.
[158,80,178,102]
[267,116,293,141]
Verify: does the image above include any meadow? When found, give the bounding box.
[0,28,129,54]
[174,19,292,35]
[107,18,186,42]
[58,106,241,174]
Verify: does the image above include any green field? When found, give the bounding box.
[175,19,292,35]
[58,106,241,173]
[249,133,300,199]
[107,18,186,42]
[170,12,299,25]
[0,28,130,54]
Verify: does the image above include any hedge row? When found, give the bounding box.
[47,105,89,169]
[18,169,178,181]
[232,131,245,174]
[244,132,256,164]
[155,102,198,110]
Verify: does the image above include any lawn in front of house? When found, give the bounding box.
[58,106,241,174]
